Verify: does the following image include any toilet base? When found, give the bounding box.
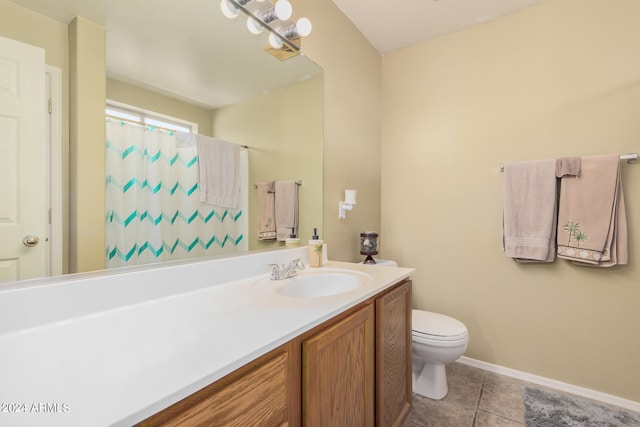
[413,361,448,400]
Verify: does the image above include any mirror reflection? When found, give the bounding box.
[0,0,323,283]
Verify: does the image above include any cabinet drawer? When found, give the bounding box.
[139,350,290,427]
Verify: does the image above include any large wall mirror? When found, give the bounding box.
[1,0,323,283]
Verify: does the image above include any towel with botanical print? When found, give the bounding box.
[557,154,627,266]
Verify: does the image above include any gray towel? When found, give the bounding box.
[502,160,558,263]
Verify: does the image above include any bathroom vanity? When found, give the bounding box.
[138,278,412,427]
[0,247,413,426]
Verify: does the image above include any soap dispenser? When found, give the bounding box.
[308,228,323,267]
[285,233,300,248]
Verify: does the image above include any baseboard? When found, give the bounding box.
[457,356,640,413]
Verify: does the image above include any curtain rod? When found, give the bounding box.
[253,180,302,189]
[500,153,637,172]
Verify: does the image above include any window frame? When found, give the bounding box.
[106,100,199,134]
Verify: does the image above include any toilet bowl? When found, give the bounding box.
[412,309,468,400]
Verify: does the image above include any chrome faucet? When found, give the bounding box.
[269,258,305,280]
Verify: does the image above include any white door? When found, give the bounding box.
[0,36,46,282]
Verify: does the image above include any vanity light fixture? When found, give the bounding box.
[220,0,312,58]
[247,0,292,34]
[338,190,357,219]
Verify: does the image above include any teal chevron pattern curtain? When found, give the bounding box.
[105,119,248,268]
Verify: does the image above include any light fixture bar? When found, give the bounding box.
[225,0,301,53]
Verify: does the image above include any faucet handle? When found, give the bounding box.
[268,263,283,280]
[291,258,305,270]
[267,263,282,273]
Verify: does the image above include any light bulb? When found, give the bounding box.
[278,17,312,40]
[261,0,292,24]
[247,16,263,34]
[296,17,312,37]
[220,0,239,18]
[268,32,284,49]
[274,0,292,21]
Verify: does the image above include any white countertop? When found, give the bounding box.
[0,248,413,426]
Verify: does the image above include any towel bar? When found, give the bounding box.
[500,153,637,172]
[253,180,302,189]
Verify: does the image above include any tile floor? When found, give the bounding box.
[403,362,640,427]
[402,362,534,427]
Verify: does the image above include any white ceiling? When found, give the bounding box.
[332,0,549,55]
[9,0,322,108]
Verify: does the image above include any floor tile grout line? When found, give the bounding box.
[472,373,487,427]
[476,372,487,409]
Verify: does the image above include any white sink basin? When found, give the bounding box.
[254,268,372,298]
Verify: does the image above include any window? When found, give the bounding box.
[106,101,198,134]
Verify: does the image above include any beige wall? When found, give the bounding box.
[213,76,323,249]
[0,0,67,68]
[68,17,106,273]
[294,0,382,261]
[381,0,640,401]
[106,79,213,136]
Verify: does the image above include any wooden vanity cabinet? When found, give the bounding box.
[302,304,375,426]
[139,279,412,427]
[301,279,412,427]
[375,280,412,427]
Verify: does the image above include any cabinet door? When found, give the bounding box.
[138,347,291,427]
[376,280,412,427]
[303,304,375,427]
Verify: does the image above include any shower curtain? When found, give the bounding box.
[105,119,248,269]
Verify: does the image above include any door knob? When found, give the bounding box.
[23,235,40,247]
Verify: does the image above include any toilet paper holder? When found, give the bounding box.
[338,189,357,219]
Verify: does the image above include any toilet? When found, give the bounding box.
[412,309,468,400]
[362,259,469,400]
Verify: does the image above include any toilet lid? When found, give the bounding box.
[412,309,467,340]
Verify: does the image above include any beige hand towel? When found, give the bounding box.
[557,154,627,266]
[256,182,276,240]
[275,180,299,241]
[196,135,241,208]
[502,160,558,262]
[556,156,581,177]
